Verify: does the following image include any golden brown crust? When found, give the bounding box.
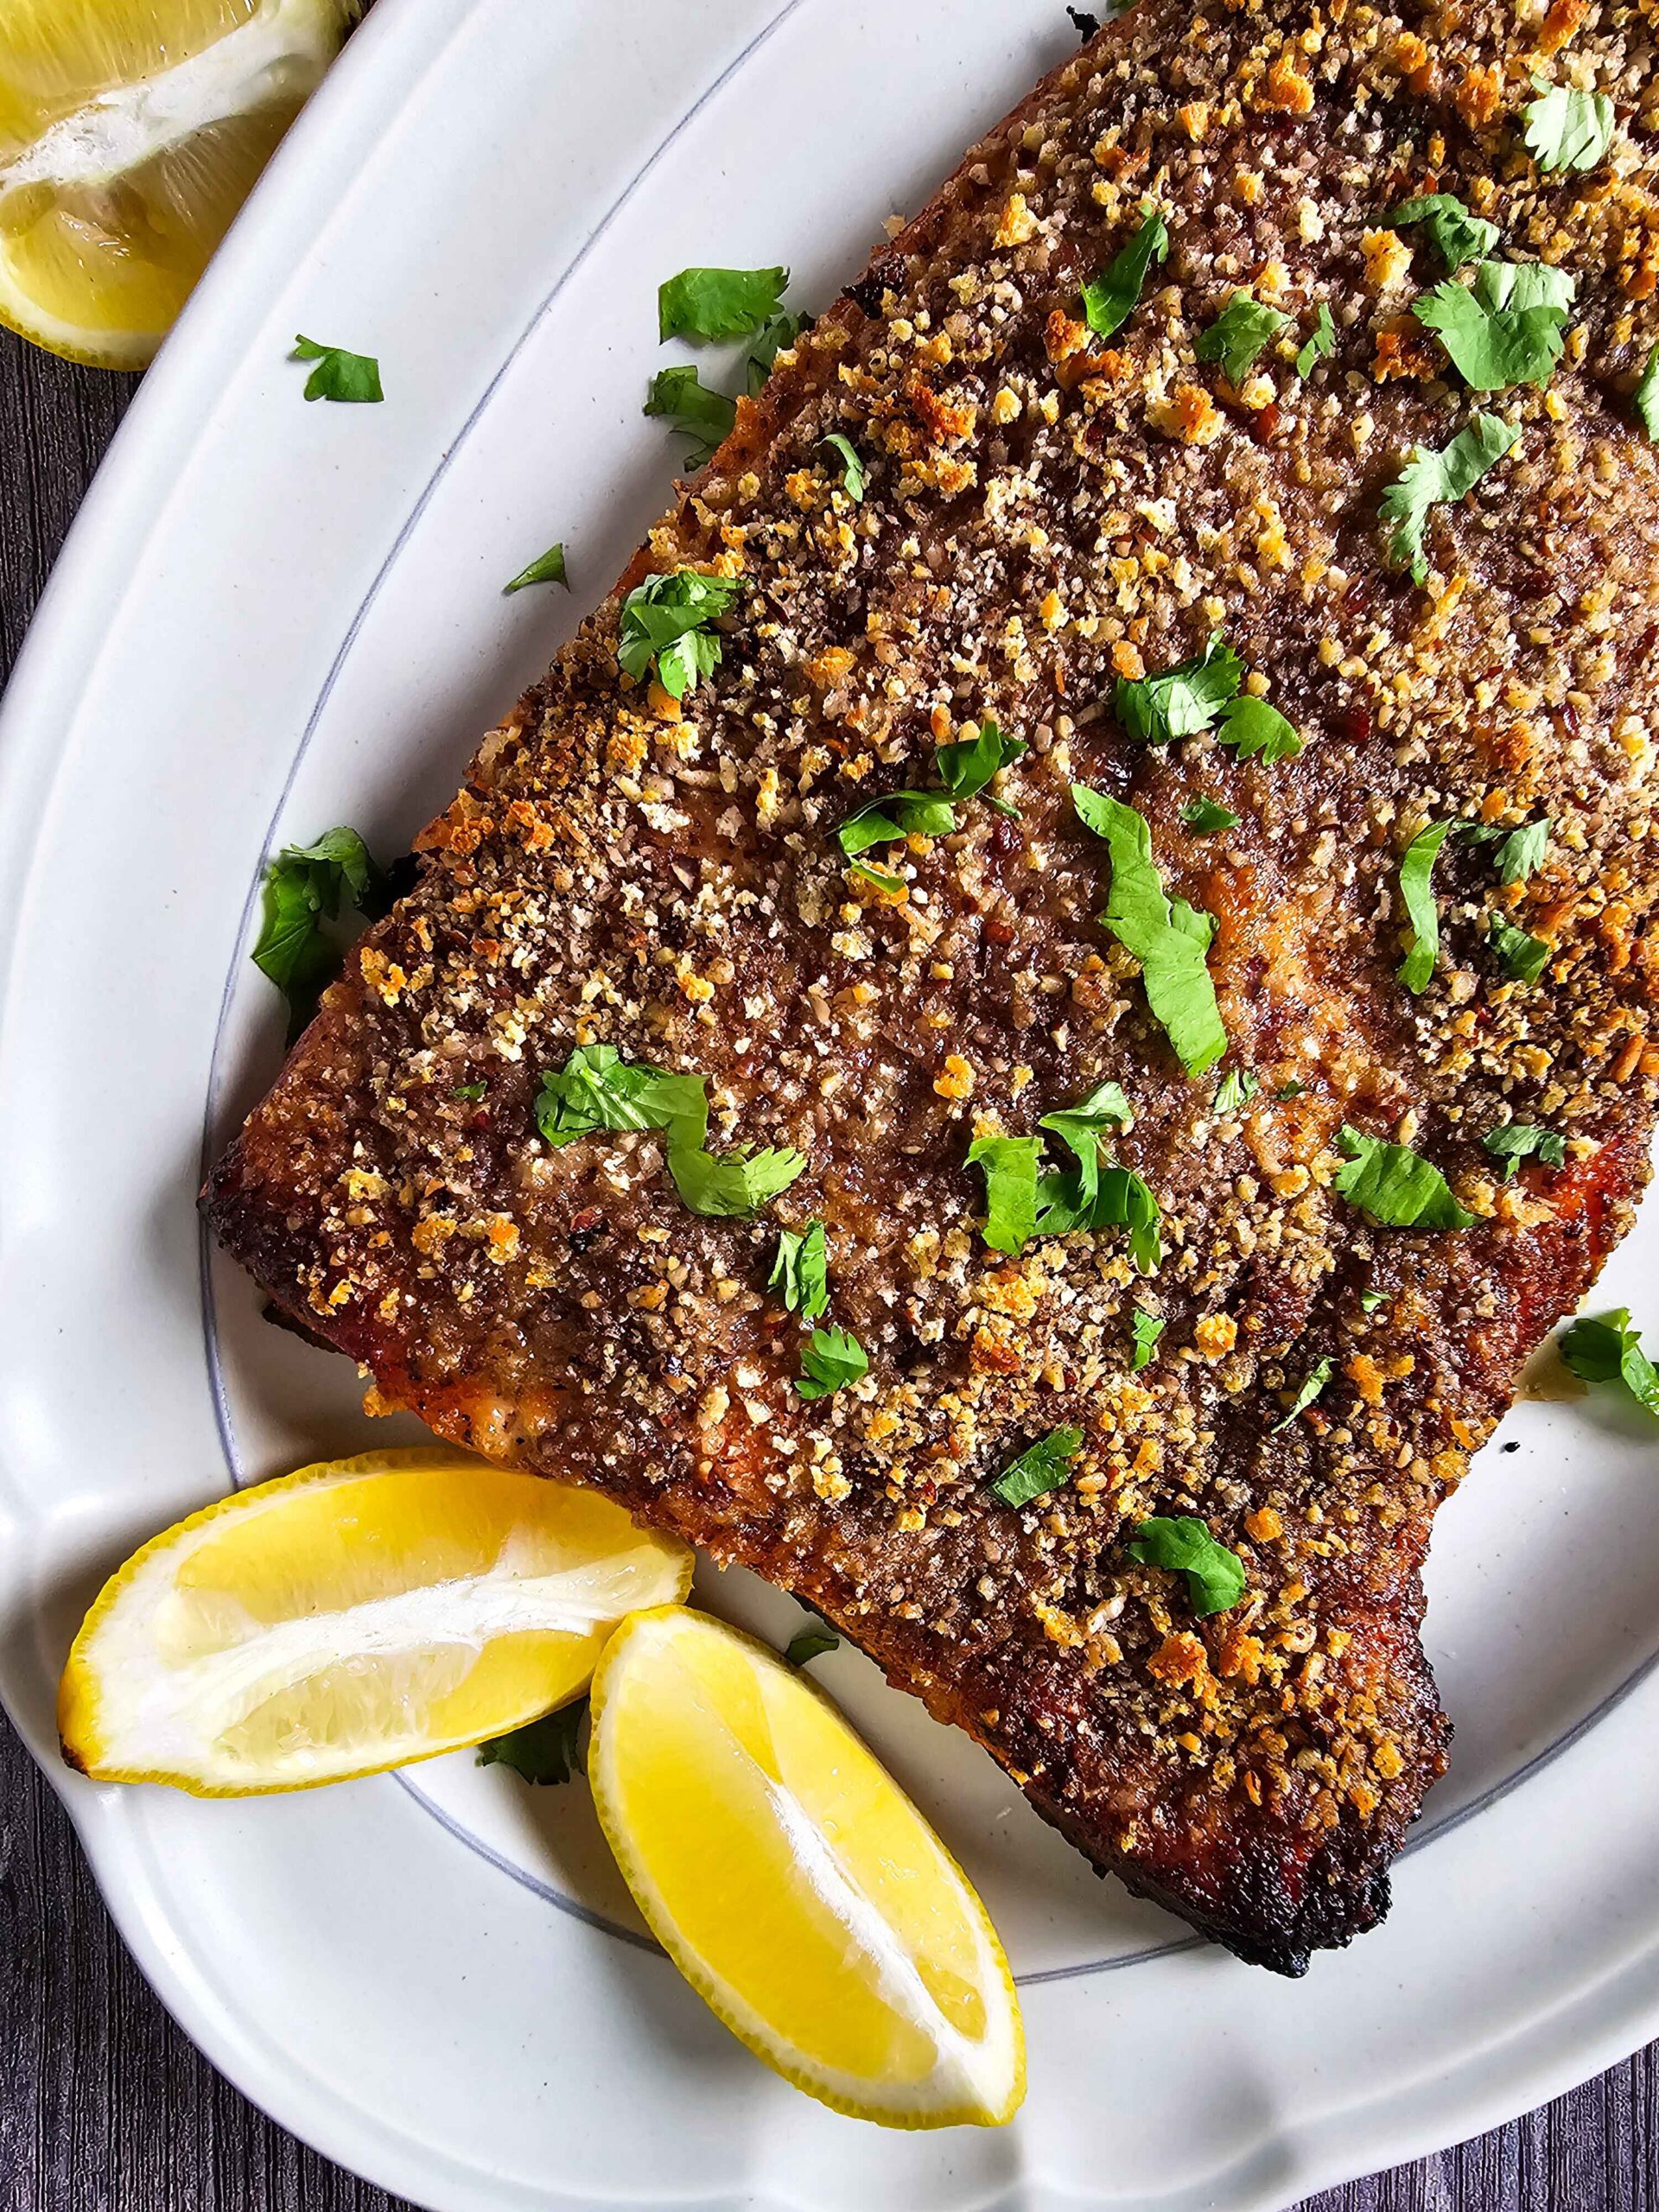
[209,0,1659,1971]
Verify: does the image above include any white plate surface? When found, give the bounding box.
[3,2,1659,2207]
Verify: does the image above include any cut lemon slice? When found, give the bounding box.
[59,1446,694,1793]
[589,1606,1025,2129]
[0,0,356,368]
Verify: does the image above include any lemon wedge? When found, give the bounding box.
[0,0,357,368]
[59,1447,694,1793]
[589,1606,1025,2129]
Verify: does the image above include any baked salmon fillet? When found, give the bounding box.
[207,0,1659,1973]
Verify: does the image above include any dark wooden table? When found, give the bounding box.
[1,332,1655,2212]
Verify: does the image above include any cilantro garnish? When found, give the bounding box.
[936,719,1027,812]
[1359,1287,1389,1313]
[1131,1306,1165,1370]
[452,1081,487,1103]
[1036,1079,1133,1153]
[770,1220,830,1320]
[1116,632,1242,743]
[1082,203,1168,338]
[784,1624,841,1667]
[477,1700,584,1785]
[744,310,805,391]
[1497,818,1550,883]
[1183,798,1239,834]
[669,1145,806,1218]
[1384,194,1501,272]
[504,542,568,594]
[988,1426,1084,1508]
[1195,293,1291,385]
[1275,1078,1307,1099]
[1380,412,1520,585]
[966,1134,1043,1256]
[290,334,383,403]
[1481,1122,1565,1180]
[1273,1355,1335,1432]
[821,432,867,499]
[1071,784,1228,1077]
[1294,303,1335,378]
[1036,1082,1161,1270]
[796,1326,868,1401]
[252,826,385,1038]
[1522,80,1615,174]
[616,568,740,698]
[1488,912,1550,984]
[1128,1516,1246,1616]
[1334,1125,1476,1230]
[836,726,1025,875]
[1396,820,1452,994]
[1414,261,1573,393]
[1218,695,1303,761]
[1559,1309,1659,1417]
[1637,345,1659,441]
[658,264,789,343]
[1214,1066,1260,1115]
[644,365,737,467]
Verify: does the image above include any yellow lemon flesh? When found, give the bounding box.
[589,1606,1026,2130]
[0,0,356,368]
[59,1447,694,1793]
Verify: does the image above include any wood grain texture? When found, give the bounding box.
[0,326,1656,2212]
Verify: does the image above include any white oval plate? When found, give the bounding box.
[3,2,1659,2206]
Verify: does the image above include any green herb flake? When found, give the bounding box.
[643,365,738,467]
[616,567,740,698]
[936,719,1027,811]
[1130,1306,1165,1370]
[1217,694,1303,762]
[535,1045,709,1150]
[1334,1125,1477,1230]
[1195,292,1292,385]
[1496,818,1550,883]
[784,1624,841,1667]
[1384,194,1502,272]
[1359,1287,1389,1313]
[1522,80,1615,174]
[1396,820,1452,995]
[1294,303,1336,378]
[988,1426,1085,1508]
[1413,261,1572,394]
[1273,1354,1336,1432]
[796,1326,868,1401]
[1214,1066,1260,1116]
[1071,785,1228,1077]
[769,1219,830,1320]
[477,1700,585,1785]
[1082,203,1169,338]
[743,309,805,392]
[658,264,788,343]
[290,334,383,403]
[836,789,957,872]
[1116,632,1242,743]
[1481,1122,1566,1180]
[252,826,385,1038]
[504,542,568,594]
[1182,798,1239,834]
[820,432,867,499]
[452,1082,487,1103]
[1559,1308,1659,1417]
[1488,912,1551,985]
[1637,344,1659,441]
[1380,411,1520,585]
[670,1145,805,1218]
[1034,1082,1161,1271]
[1128,1516,1246,1617]
[967,1134,1043,1256]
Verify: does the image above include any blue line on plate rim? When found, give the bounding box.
[188,0,1659,1989]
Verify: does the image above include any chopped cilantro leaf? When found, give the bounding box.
[290,334,383,402]
[988,1426,1085,1508]
[1396,819,1452,995]
[644,365,737,467]
[1274,1355,1335,1431]
[658,264,788,343]
[1637,345,1659,441]
[477,1701,584,1785]
[1414,262,1572,393]
[1071,785,1228,1077]
[837,789,957,872]
[967,1134,1043,1256]
[1034,1081,1161,1270]
[504,542,568,594]
[1195,292,1291,385]
[1481,1122,1566,1180]
[1082,203,1168,338]
[1560,1309,1659,1417]
[252,826,385,1039]
[1488,912,1550,985]
[1116,632,1241,743]
[1214,1066,1260,1115]
[1359,1287,1389,1313]
[1130,1306,1165,1370]
[1217,694,1303,761]
[1497,818,1550,883]
[796,1326,868,1401]
[1334,1125,1476,1230]
[820,432,867,499]
[784,1624,840,1666]
[1523,80,1614,174]
[1294,303,1336,378]
[535,1045,709,1149]
[936,719,1026,811]
[1384,194,1501,272]
[744,309,805,392]
[1183,797,1239,834]
[452,1081,487,1103]
[1128,1516,1246,1616]
[1275,1078,1307,1098]
[1038,1079,1133,1153]
[671,1144,805,1217]
[1380,412,1520,585]
[617,567,739,698]
[770,1219,830,1319]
